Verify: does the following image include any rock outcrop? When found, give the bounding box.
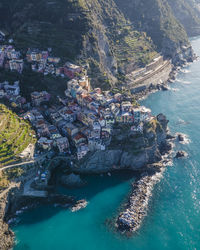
[175,151,188,158]
[0,178,76,250]
[75,114,170,174]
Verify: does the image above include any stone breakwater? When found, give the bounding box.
[116,166,165,234]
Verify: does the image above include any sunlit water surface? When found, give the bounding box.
[12,37,200,250]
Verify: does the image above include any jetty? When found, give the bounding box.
[116,167,164,234]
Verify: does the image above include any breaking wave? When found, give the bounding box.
[176,79,191,85]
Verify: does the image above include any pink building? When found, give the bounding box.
[63,62,82,79]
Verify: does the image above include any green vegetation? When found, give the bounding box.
[114,0,189,54]
[0,168,24,190]
[144,118,162,134]
[0,0,88,61]
[0,0,197,89]
[0,68,68,99]
[110,28,157,67]
[167,0,200,36]
[0,104,36,166]
[0,0,158,90]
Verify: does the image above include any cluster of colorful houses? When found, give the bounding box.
[26,74,151,160]
[0,81,26,107]
[0,54,152,160]
[61,76,152,159]
[26,48,83,78]
[0,42,84,79]
[0,45,24,73]
[0,41,86,80]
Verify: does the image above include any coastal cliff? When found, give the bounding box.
[74,114,170,174]
[0,0,198,247]
[0,173,76,249]
[0,184,22,250]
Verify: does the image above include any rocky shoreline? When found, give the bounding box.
[133,46,197,101]
[133,62,194,101]
[0,49,195,249]
[0,180,84,249]
[115,130,175,235]
[116,164,165,234]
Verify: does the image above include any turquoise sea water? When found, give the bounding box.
[13,36,200,250]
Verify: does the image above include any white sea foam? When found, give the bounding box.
[176,132,191,145]
[8,217,21,225]
[176,119,191,126]
[176,78,191,84]
[168,87,180,92]
[180,69,191,74]
[15,210,23,215]
[181,80,191,85]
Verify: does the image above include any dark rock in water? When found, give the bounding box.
[166,134,176,140]
[161,85,169,91]
[156,84,162,90]
[60,173,86,188]
[171,75,176,80]
[177,134,184,142]
[175,151,188,158]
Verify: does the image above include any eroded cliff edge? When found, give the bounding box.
[75,114,171,174]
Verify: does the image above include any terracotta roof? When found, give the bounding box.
[65,110,73,114]
[73,133,85,141]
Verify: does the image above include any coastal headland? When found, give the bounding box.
[0,40,196,249]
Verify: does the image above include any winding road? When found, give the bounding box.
[0,154,48,172]
[0,154,73,172]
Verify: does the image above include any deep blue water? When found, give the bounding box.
[12,36,200,250]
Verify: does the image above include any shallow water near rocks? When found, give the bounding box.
[12,36,200,250]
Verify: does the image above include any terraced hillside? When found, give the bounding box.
[0,0,158,89]
[114,0,189,57]
[0,0,196,89]
[0,104,36,167]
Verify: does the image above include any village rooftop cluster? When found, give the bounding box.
[0,77,152,161]
[0,42,84,79]
[0,42,153,161]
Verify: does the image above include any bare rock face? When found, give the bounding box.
[77,116,170,173]
[157,113,169,132]
[0,220,14,250]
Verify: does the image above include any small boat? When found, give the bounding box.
[108,172,111,177]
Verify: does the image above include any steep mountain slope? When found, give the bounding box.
[167,0,200,36]
[0,0,157,89]
[114,0,193,64]
[0,0,196,89]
